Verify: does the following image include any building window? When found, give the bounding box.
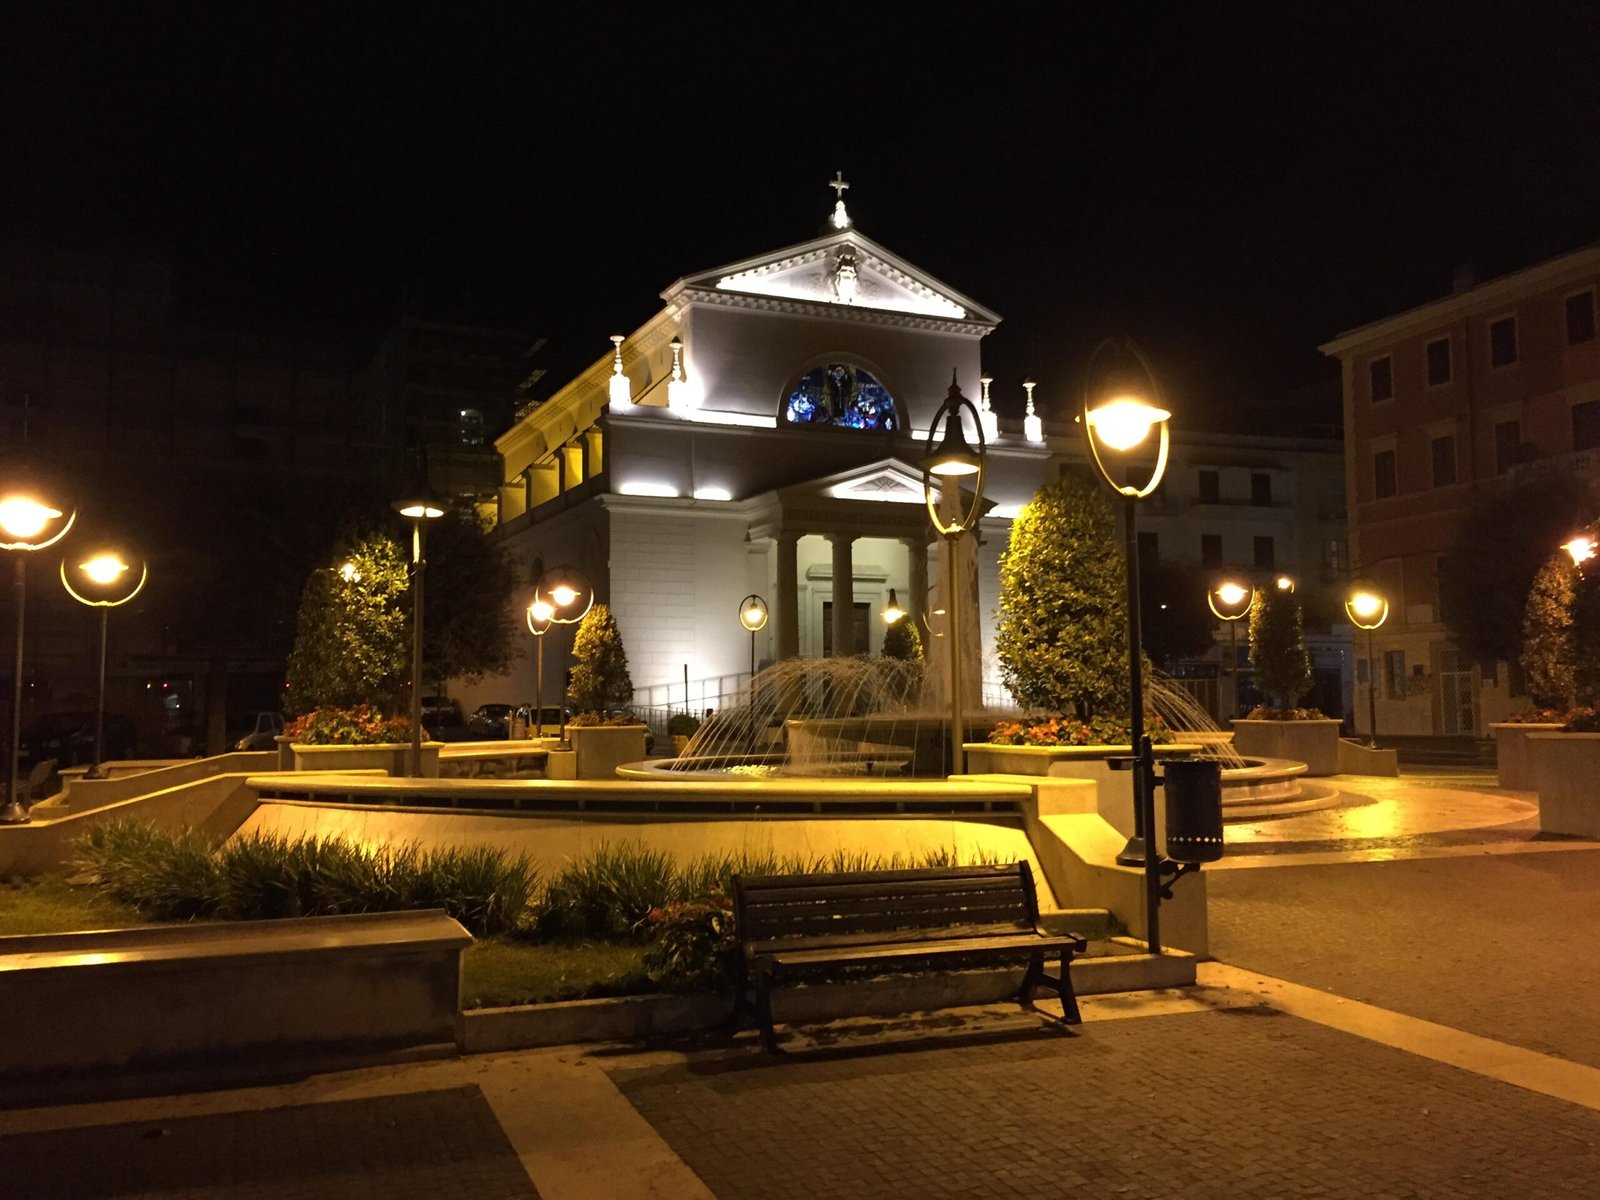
[784,364,898,430]
[457,408,486,445]
[1567,291,1596,345]
[1494,419,1521,474]
[1574,400,1600,453]
[1430,434,1457,487]
[1384,650,1407,700]
[1137,530,1159,565]
[1201,533,1223,567]
[821,601,872,655]
[1198,469,1220,503]
[1373,448,1397,499]
[1324,539,1344,574]
[1250,472,1272,506]
[1489,316,1518,367]
[1425,337,1452,386]
[1253,536,1275,569]
[1369,356,1393,403]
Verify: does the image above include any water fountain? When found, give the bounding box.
[619,659,1316,810]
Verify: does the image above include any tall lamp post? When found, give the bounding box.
[920,376,986,777]
[393,494,447,778]
[1081,337,1173,954]
[739,594,769,680]
[526,596,554,737]
[61,546,148,780]
[0,484,76,824]
[534,565,594,745]
[1207,580,1252,718]
[1344,581,1389,748]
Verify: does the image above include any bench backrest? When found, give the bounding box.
[732,862,1041,947]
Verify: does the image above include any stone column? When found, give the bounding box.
[903,535,929,633]
[829,533,856,656]
[775,532,800,661]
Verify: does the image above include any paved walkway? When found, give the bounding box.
[4,772,1600,1197]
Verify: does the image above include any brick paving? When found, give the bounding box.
[2,1085,539,1200]
[1210,849,1600,1068]
[613,1009,1600,1198]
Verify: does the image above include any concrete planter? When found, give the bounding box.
[1490,722,1562,790]
[290,742,442,777]
[1229,718,1342,776]
[567,725,648,779]
[1529,731,1600,837]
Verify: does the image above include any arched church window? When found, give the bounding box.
[784,365,898,431]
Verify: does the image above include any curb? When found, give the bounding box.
[462,943,1196,1053]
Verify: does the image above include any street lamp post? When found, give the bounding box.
[61,547,148,779]
[738,594,769,680]
[0,485,76,824]
[1207,580,1252,718]
[392,494,447,778]
[920,376,987,778]
[533,565,594,746]
[1345,581,1390,748]
[526,596,554,737]
[1081,337,1172,955]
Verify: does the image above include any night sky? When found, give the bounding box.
[5,3,1600,433]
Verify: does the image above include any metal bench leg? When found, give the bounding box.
[1058,950,1082,1024]
[1018,951,1043,1008]
[754,972,780,1054]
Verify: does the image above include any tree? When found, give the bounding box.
[1248,585,1312,709]
[568,603,635,716]
[881,615,924,662]
[284,531,409,715]
[995,474,1128,717]
[1521,555,1578,709]
[1438,474,1595,664]
[421,508,519,692]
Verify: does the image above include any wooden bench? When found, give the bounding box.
[732,862,1086,1053]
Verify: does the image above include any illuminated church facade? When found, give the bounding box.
[464,180,1349,724]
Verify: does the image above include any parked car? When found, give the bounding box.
[20,712,138,768]
[420,696,471,742]
[513,704,566,737]
[234,712,285,751]
[467,703,515,739]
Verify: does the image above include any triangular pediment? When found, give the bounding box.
[666,229,1000,328]
[782,458,929,506]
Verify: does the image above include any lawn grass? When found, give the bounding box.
[461,938,652,1009]
[0,876,144,935]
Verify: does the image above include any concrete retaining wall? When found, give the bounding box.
[1530,732,1600,837]
[0,911,471,1091]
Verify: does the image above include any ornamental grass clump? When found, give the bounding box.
[76,823,538,937]
[78,822,219,921]
[537,842,680,939]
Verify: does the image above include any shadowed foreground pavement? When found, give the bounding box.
[2,1086,539,1200]
[613,1008,1600,1199]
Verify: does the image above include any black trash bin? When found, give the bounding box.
[1162,757,1224,864]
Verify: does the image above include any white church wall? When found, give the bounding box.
[607,504,753,698]
[682,305,984,427]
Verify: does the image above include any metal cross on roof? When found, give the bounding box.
[829,171,850,199]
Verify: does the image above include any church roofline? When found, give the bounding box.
[663,226,1003,329]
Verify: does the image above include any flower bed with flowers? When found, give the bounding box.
[286,704,416,745]
[987,714,1173,747]
[1504,705,1600,731]
[1242,705,1329,722]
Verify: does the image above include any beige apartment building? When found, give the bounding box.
[1321,244,1600,737]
